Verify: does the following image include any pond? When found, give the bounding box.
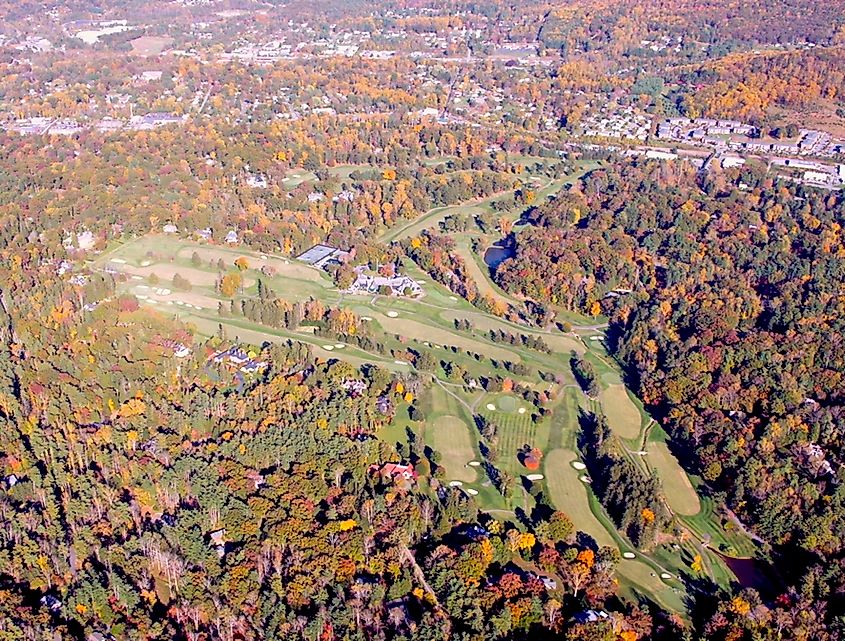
[717,552,780,597]
[483,245,515,269]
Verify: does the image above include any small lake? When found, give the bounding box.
[717,552,780,597]
[483,245,515,269]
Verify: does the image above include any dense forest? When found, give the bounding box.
[495,159,845,639]
[0,274,655,640]
[0,0,844,638]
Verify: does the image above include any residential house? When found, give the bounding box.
[342,379,368,396]
[347,272,423,297]
[370,462,417,483]
[246,174,269,188]
[74,230,96,251]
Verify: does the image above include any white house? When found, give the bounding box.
[77,230,96,250]
[246,174,269,188]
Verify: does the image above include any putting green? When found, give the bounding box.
[496,395,518,412]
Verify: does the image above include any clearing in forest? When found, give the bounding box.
[130,35,174,55]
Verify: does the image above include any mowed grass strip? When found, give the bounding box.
[599,384,642,440]
[175,246,327,283]
[118,263,245,288]
[649,440,701,516]
[183,314,405,371]
[480,400,539,473]
[544,449,616,547]
[438,310,585,355]
[373,313,521,362]
[431,415,478,483]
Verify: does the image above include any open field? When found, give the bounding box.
[617,558,687,613]
[381,204,487,244]
[681,495,757,558]
[129,284,219,310]
[437,310,585,355]
[480,394,545,476]
[453,238,516,309]
[327,164,385,179]
[130,35,174,55]
[120,262,255,289]
[431,415,478,483]
[175,246,326,282]
[185,315,407,371]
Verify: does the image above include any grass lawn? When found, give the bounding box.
[431,415,479,483]
[129,35,174,55]
[381,203,488,244]
[545,449,615,546]
[281,169,317,189]
[647,436,701,516]
[480,393,547,476]
[599,384,643,440]
[371,310,522,362]
[453,238,518,305]
[681,494,758,558]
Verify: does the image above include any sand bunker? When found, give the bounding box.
[486,403,496,411]
[571,461,587,470]
[526,474,544,481]
[622,552,636,559]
